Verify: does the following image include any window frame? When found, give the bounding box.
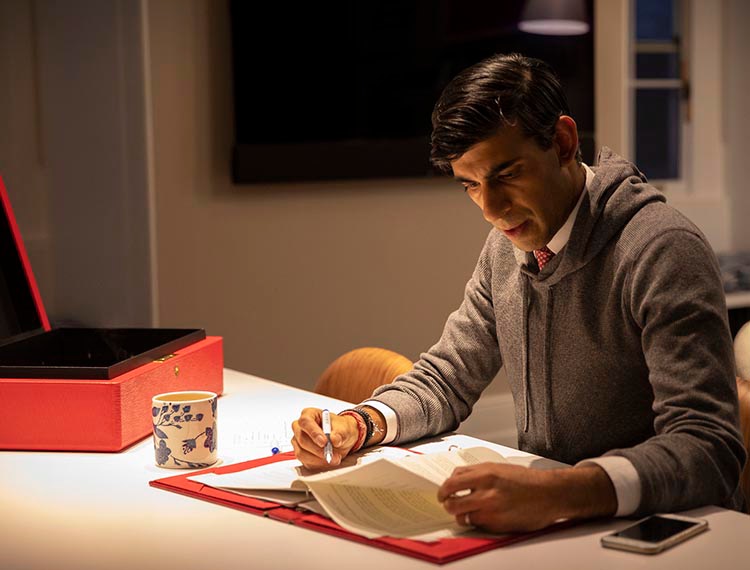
[629,0,690,193]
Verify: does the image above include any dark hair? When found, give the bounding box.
[430,53,581,173]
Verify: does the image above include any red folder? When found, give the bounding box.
[150,452,573,564]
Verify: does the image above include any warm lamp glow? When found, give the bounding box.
[519,0,590,36]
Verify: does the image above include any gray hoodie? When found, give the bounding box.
[372,148,746,514]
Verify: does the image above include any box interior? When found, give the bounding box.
[0,187,44,344]
[0,328,207,379]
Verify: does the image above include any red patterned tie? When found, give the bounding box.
[534,246,555,270]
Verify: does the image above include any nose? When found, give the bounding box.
[476,185,511,223]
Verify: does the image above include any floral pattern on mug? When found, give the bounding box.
[152,397,217,468]
[155,440,172,465]
[204,424,216,453]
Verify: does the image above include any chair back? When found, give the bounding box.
[733,321,750,510]
[314,347,412,404]
[736,377,750,510]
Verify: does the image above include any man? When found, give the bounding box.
[291,53,746,532]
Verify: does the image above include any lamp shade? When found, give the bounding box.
[518,0,590,36]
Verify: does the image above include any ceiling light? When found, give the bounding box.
[518,0,590,36]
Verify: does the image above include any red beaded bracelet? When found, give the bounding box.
[339,410,367,452]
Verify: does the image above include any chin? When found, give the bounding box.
[507,238,533,252]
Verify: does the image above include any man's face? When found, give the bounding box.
[450,124,579,252]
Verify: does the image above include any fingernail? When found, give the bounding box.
[316,435,326,446]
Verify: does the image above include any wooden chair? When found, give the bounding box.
[736,376,750,511]
[733,321,750,511]
[314,347,413,404]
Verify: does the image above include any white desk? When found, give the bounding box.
[1,369,747,569]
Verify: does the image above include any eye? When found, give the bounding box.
[460,182,478,193]
[495,170,518,182]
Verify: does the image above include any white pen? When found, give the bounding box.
[322,409,333,464]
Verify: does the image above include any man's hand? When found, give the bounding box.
[437,462,617,533]
[291,408,360,470]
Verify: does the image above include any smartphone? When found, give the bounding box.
[600,514,708,554]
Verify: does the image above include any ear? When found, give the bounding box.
[553,115,579,165]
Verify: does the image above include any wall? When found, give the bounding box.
[594,0,630,158]
[145,0,506,395]
[0,0,153,327]
[0,0,53,305]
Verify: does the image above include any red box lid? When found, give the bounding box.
[0,175,209,379]
[0,175,50,347]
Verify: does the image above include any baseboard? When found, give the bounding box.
[457,391,518,448]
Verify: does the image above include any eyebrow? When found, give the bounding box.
[453,157,522,183]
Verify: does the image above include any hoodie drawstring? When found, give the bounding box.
[522,276,530,433]
[543,286,554,450]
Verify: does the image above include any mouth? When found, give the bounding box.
[500,221,527,238]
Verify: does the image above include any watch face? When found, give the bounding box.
[615,516,699,543]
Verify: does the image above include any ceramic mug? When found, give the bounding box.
[151,391,218,468]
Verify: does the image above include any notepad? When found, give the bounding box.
[189,446,506,539]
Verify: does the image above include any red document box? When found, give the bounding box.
[0,175,224,451]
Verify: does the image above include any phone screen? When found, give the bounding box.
[613,516,699,543]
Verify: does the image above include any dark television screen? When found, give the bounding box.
[229,0,594,184]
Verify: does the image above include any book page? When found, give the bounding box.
[189,446,418,493]
[395,446,506,485]
[299,447,506,539]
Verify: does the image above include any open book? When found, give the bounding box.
[189,446,506,539]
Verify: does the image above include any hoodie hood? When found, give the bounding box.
[514,147,667,283]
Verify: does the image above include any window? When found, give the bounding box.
[631,0,688,184]
[597,0,728,250]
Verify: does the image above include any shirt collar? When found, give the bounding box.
[545,163,593,254]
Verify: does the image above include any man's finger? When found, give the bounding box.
[291,436,326,469]
[297,408,328,446]
[441,488,491,516]
[437,467,483,502]
[292,429,326,458]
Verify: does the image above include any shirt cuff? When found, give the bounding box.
[577,456,641,516]
[361,400,398,445]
